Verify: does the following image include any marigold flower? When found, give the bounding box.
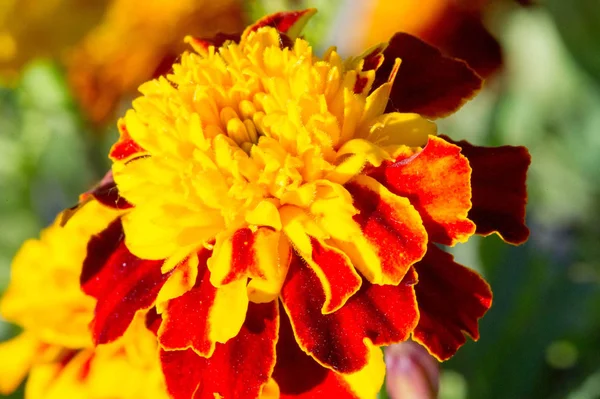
[79,9,531,399]
[0,199,169,399]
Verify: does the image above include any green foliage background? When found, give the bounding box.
[1,1,600,398]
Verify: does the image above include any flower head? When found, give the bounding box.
[0,200,169,399]
[77,9,530,399]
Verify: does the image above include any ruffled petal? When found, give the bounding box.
[443,136,531,244]
[339,175,427,285]
[281,254,419,373]
[370,135,475,246]
[273,308,385,399]
[81,219,169,344]
[158,249,248,357]
[412,245,492,361]
[160,302,278,399]
[373,33,482,119]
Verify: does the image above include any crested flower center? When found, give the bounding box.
[112,26,436,300]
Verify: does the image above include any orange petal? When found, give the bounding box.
[373,33,482,119]
[412,245,492,361]
[161,302,278,399]
[274,308,385,399]
[340,175,427,285]
[281,254,419,374]
[370,135,476,246]
[443,136,531,244]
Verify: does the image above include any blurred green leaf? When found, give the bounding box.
[546,0,600,88]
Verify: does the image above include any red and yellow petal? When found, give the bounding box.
[160,301,278,399]
[273,308,385,399]
[109,119,147,162]
[373,33,482,119]
[339,175,428,285]
[443,136,531,244]
[280,254,419,374]
[81,219,169,345]
[208,227,291,304]
[412,245,492,361]
[158,249,248,357]
[370,135,476,246]
[281,206,362,314]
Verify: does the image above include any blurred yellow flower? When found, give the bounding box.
[0,0,108,81]
[67,0,245,124]
[0,200,169,399]
[0,0,245,124]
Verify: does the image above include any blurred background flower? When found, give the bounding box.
[1,1,600,398]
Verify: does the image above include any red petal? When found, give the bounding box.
[412,245,492,361]
[160,302,278,399]
[343,176,427,285]
[82,170,133,210]
[443,136,531,244]
[308,237,361,314]
[274,308,360,399]
[374,32,482,119]
[247,9,316,37]
[81,219,168,344]
[281,254,418,373]
[418,4,503,78]
[220,228,256,285]
[369,135,475,246]
[109,120,146,161]
[145,307,162,336]
[158,249,219,356]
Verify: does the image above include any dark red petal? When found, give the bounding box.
[145,307,162,336]
[369,135,475,246]
[413,245,492,361]
[109,120,146,161]
[443,136,531,244]
[274,308,359,399]
[431,13,502,78]
[373,32,482,119]
[185,32,242,53]
[82,170,133,210]
[158,249,218,356]
[160,302,278,399]
[81,219,168,344]
[281,253,418,373]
